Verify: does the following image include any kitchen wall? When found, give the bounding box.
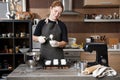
[28,0,120,45]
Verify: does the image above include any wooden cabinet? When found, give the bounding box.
[80,51,120,72]
[80,52,96,62]
[84,0,120,7]
[108,52,120,72]
[0,20,32,78]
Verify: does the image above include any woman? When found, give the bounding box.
[33,0,68,64]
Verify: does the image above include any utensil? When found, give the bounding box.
[49,34,54,40]
[25,52,40,68]
[26,52,40,61]
[19,48,29,53]
[19,48,29,62]
[80,61,88,73]
[26,60,36,68]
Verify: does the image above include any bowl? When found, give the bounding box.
[26,60,36,68]
[26,52,40,61]
[49,40,58,47]
[19,48,29,53]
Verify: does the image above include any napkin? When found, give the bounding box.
[92,65,117,78]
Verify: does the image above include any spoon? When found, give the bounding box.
[49,34,53,40]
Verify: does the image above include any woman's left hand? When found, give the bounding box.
[49,40,59,47]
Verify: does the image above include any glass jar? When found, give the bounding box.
[3,60,9,69]
[0,63,2,69]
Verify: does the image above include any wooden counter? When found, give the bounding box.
[7,64,120,80]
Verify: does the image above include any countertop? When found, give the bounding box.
[32,48,120,52]
[7,64,120,80]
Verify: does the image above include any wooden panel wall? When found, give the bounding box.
[28,0,120,44]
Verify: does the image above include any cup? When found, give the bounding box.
[2,34,6,37]
[118,43,120,49]
[49,40,58,47]
[7,33,11,37]
[11,33,14,37]
[20,32,25,37]
[16,33,19,37]
[15,46,19,53]
[113,45,117,49]
[86,38,91,43]
[9,48,13,53]
[74,62,81,75]
[79,61,87,73]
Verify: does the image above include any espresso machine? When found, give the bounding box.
[83,43,109,67]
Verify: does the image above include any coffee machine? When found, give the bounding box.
[83,43,109,67]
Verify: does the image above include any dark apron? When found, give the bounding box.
[40,21,64,60]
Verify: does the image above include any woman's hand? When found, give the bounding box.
[49,40,67,48]
[38,36,46,44]
[32,35,46,44]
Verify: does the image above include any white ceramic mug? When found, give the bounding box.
[2,34,6,37]
[86,38,91,43]
[7,33,11,37]
[113,45,117,49]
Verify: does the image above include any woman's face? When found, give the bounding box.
[50,6,63,20]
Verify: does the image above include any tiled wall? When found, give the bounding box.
[29,0,120,44]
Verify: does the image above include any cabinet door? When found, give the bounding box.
[0,21,14,75]
[108,52,120,72]
[80,52,96,62]
[15,54,24,67]
[14,20,32,68]
[0,55,13,70]
[0,20,32,77]
[14,21,32,53]
[0,22,14,54]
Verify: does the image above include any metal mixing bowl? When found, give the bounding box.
[26,52,40,61]
[26,60,36,68]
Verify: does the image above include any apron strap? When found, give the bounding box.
[45,18,58,24]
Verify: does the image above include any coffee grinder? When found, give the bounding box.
[83,43,109,67]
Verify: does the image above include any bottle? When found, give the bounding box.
[4,45,8,53]
[0,63,2,69]
[3,60,8,69]
[23,42,26,48]
[118,42,120,49]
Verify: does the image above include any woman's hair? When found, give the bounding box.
[50,0,64,11]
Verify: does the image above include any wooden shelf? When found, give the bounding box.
[0,20,32,77]
[84,19,120,22]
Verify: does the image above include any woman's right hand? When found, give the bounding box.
[38,36,46,44]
